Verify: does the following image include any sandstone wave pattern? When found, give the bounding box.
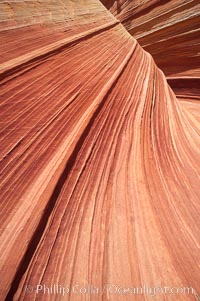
[0,1,199,301]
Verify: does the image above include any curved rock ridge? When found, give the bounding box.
[0,1,199,301]
[101,0,200,99]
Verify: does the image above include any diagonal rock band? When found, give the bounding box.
[0,0,199,300]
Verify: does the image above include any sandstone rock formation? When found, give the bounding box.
[0,1,199,301]
[101,0,200,101]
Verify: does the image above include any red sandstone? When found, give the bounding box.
[0,1,199,300]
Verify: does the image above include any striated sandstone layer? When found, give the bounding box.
[101,0,200,101]
[0,1,200,301]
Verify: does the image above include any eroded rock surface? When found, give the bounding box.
[0,1,199,300]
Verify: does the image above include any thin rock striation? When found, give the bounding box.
[0,1,199,301]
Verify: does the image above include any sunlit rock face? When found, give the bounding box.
[0,1,199,301]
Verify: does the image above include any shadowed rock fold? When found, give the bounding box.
[0,1,199,301]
